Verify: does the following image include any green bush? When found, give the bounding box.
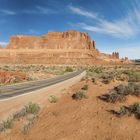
[0,118,13,132]
[24,102,40,115]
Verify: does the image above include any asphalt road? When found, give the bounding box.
[0,70,84,99]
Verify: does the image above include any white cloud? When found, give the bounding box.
[0,9,16,15]
[69,4,140,38]
[68,5,97,19]
[0,41,8,47]
[36,6,50,14]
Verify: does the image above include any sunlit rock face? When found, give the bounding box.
[7,30,96,50]
[1,30,126,65]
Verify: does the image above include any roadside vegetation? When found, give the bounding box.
[85,65,140,84]
[0,65,77,87]
[0,102,40,134]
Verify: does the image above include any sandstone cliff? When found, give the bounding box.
[0,30,126,65]
[7,30,96,50]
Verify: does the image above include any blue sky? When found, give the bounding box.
[0,0,140,59]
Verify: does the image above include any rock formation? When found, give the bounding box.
[0,30,128,65]
[7,30,96,50]
[111,52,119,59]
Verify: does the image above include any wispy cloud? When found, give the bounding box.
[23,6,56,15]
[0,9,16,15]
[69,3,140,38]
[68,5,97,19]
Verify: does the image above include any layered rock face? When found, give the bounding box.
[0,30,125,65]
[7,30,96,50]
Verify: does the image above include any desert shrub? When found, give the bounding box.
[65,67,73,72]
[102,78,112,84]
[101,73,114,84]
[91,78,96,83]
[100,83,140,103]
[116,73,129,81]
[22,121,34,134]
[0,102,40,133]
[88,67,103,74]
[128,73,140,82]
[128,103,140,119]
[13,108,27,119]
[48,95,58,103]
[114,84,128,95]
[126,82,136,94]
[99,91,126,103]
[126,83,140,96]
[72,91,87,100]
[81,85,88,90]
[129,102,140,113]
[22,115,38,135]
[24,102,40,115]
[111,103,140,119]
[117,106,130,117]
[123,71,140,82]
[99,84,129,103]
[0,118,13,132]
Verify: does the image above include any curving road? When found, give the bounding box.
[0,70,84,100]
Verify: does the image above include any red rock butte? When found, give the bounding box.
[0,30,128,65]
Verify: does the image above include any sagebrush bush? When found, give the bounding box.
[72,91,87,100]
[24,102,40,115]
[13,108,27,119]
[81,85,88,90]
[100,82,140,103]
[0,118,13,132]
[99,91,126,103]
[101,73,114,84]
[111,102,140,119]
[117,106,130,117]
[48,95,58,103]
[114,84,128,95]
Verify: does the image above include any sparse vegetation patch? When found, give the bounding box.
[72,91,87,100]
[48,95,58,103]
[111,102,140,119]
[81,85,88,90]
[99,82,140,103]
[0,102,40,133]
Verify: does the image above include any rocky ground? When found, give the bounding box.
[0,65,140,140]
